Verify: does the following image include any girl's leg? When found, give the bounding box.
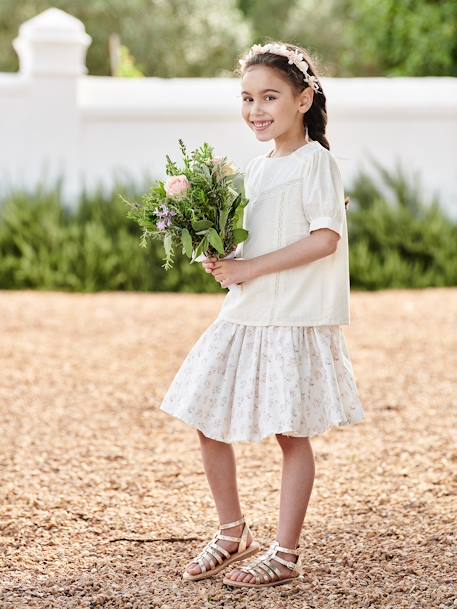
[185,429,254,575]
[226,434,315,583]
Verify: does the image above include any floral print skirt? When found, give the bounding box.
[159,317,366,444]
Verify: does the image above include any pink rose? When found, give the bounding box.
[164,175,191,198]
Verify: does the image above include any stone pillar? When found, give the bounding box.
[12,8,92,204]
[13,7,91,78]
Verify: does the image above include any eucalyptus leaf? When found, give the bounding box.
[232,227,249,243]
[207,228,225,254]
[219,205,230,237]
[181,228,193,258]
[194,235,208,259]
[192,219,213,231]
[163,232,172,257]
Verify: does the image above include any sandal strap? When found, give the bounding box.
[256,561,279,581]
[184,516,249,573]
[243,566,262,584]
[210,541,230,560]
[218,515,250,553]
[275,542,301,556]
[186,518,253,576]
[237,540,303,581]
[197,555,208,573]
[219,515,245,529]
[193,537,227,573]
[238,519,249,553]
[206,545,225,564]
[272,553,300,571]
[217,534,241,542]
[206,553,217,570]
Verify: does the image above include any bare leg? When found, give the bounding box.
[184,429,254,575]
[227,434,315,583]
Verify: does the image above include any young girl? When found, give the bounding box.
[159,41,366,588]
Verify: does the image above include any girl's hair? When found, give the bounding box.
[236,41,350,209]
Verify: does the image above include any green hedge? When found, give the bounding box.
[347,158,457,289]
[0,161,455,292]
[0,180,220,293]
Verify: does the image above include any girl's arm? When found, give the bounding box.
[206,152,346,285]
[203,228,340,286]
[249,228,340,279]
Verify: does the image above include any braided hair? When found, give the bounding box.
[236,41,350,209]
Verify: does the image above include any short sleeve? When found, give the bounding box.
[302,150,345,236]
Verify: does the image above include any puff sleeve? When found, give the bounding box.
[302,150,345,236]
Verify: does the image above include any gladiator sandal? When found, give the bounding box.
[222,540,304,587]
[182,515,260,582]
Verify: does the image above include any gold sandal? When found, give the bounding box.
[182,515,260,582]
[222,540,304,587]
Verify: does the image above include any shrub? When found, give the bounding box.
[347,158,457,289]
[0,160,455,291]
[0,181,220,293]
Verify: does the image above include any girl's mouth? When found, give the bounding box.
[252,120,273,131]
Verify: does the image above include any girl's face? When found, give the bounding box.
[241,65,313,144]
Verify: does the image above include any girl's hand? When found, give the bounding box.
[202,256,255,288]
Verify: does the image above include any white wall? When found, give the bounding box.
[1,8,456,218]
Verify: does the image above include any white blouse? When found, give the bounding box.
[216,139,351,326]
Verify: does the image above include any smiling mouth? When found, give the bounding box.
[251,120,273,130]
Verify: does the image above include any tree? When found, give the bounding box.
[0,0,252,77]
[282,0,457,76]
[339,0,457,76]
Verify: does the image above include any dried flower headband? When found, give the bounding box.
[239,43,320,93]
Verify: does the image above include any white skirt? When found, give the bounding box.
[159,318,366,444]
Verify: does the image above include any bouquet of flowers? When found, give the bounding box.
[122,139,249,290]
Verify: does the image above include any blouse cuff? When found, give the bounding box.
[309,216,343,236]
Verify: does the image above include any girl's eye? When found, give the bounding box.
[242,96,276,102]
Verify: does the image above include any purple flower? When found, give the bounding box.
[155,205,177,231]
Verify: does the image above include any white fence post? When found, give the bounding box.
[13,7,91,78]
[10,8,91,203]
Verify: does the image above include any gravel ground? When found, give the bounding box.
[1,288,456,609]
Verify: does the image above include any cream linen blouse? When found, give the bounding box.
[216,139,351,326]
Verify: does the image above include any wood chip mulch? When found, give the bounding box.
[1,288,456,609]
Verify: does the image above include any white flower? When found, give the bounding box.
[239,43,320,92]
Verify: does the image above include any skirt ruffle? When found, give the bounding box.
[159,318,366,444]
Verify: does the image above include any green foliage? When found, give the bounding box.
[248,0,457,77]
[0,0,251,77]
[347,159,457,289]
[338,0,457,76]
[116,45,144,78]
[124,139,249,270]
[239,0,298,43]
[1,0,455,78]
[282,0,351,76]
[0,181,222,293]
[0,161,455,292]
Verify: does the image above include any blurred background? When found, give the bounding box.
[0,0,456,292]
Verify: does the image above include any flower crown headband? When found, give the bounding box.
[239,43,321,93]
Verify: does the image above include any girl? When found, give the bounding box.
[159,41,366,588]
